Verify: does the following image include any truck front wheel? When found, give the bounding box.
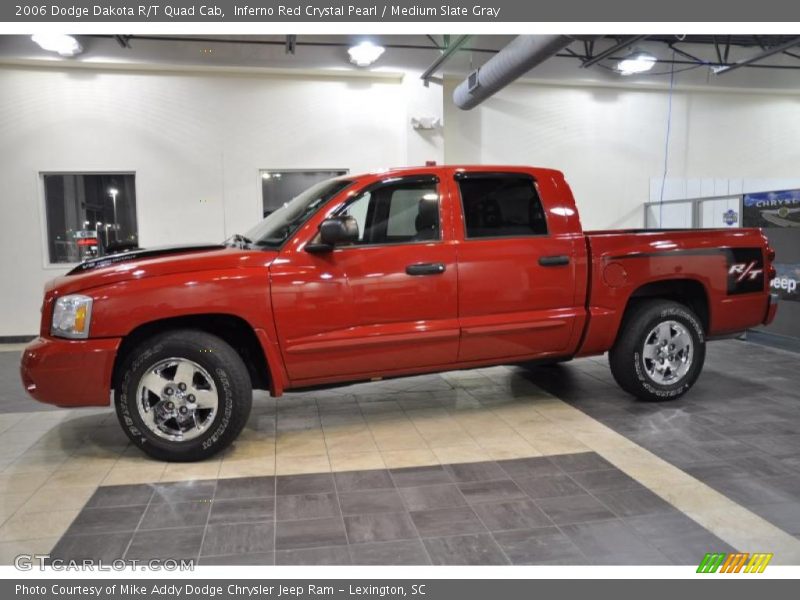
[609,300,705,402]
[115,330,252,461]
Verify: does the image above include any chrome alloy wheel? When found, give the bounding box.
[136,358,219,442]
[641,320,694,385]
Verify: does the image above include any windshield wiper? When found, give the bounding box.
[224,233,253,248]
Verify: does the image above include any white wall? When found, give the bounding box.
[3,64,800,336]
[0,65,443,336]
[443,78,800,232]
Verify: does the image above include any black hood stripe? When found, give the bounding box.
[67,244,225,275]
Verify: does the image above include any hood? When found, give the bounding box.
[66,244,225,275]
[48,244,279,296]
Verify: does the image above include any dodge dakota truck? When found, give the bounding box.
[21,166,778,461]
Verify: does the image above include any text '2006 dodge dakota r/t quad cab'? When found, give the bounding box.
[21,165,778,461]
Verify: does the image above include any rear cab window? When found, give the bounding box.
[456,173,548,239]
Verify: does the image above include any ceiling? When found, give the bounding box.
[1,34,800,91]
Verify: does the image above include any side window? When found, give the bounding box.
[339,179,440,245]
[457,175,547,239]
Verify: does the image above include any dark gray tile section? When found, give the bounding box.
[49,452,735,566]
[526,339,800,538]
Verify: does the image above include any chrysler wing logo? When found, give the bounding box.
[697,552,773,573]
[729,261,763,282]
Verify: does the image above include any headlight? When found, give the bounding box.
[51,295,93,339]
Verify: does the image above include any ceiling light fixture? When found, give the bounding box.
[348,41,385,67]
[31,34,83,57]
[616,51,657,76]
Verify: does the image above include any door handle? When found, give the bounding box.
[538,255,570,267]
[406,262,446,276]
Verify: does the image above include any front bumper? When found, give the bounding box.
[20,336,121,407]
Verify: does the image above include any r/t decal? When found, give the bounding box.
[729,261,763,282]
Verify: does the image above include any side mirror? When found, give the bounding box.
[307,216,359,252]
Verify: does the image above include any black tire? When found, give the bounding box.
[115,330,252,462]
[608,300,705,402]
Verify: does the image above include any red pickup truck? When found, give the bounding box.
[21,166,778,461]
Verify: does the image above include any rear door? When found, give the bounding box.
[452,171,583,362]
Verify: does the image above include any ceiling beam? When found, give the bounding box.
[420,34,470,85]
[715,36,800,74]
[581,35,646,68]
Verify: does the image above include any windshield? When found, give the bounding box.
[244,178,353,247]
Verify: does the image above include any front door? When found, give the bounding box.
[270,174,459,384]
[453,171,582,362]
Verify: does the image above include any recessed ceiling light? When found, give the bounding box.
[348,41,385,67]
[617,51,657,76]
[31,34,83,57]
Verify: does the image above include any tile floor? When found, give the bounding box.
[49,455,735,565]
[1,339,800,565]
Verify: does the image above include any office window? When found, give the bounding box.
[261,169,348,217]
[457,174,548,238]
[43,173,138,264]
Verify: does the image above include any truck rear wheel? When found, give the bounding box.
[115,330,252,462]
[609,300,705,402]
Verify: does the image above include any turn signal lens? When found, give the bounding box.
[51,295,93,339]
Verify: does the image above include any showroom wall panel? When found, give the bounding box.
[0,66,443,336]
[443,78,800,231]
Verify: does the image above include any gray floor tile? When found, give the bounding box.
[214,476,274,499]
[752,503,800,534]
[139,501,211,530]
[275,493,340,521]
[198,552,274,565]
[423,533,509,565]
[85,485,153,508]
[208,497,275,525]
[276,473,335,496]
[535,494,616,525]
[445,461,507,483]
[471,499,553,532]
[276,546,352,565]
[334,469,394,492]
[49,532,132,562]
[516,474,585,499]
[457,479,527,505]
[349,540,431,565]
[653,531,737,565]
[390,465,452,487]
[549,452,614,473]
[275,517,348,550]
[410,506,486,537]
[570,469,643,493]
[65,506,146,535]
[344,512,418,544]
[560,520,670,565]
[594,488,677,518]
[623,513,708,541]
[126,527,204,560]
[398,484,466,511]
[339,489,406,516]
[201,522,275,556]
[497,456,562,479]
[710,476,797,505]
[493,527,586,565]
[150,481,216,504]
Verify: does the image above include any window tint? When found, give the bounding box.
[43,173,138,264]
[457,175,547,238]
[339,179,439,245]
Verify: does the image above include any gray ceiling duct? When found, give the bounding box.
[453,35,574,110]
